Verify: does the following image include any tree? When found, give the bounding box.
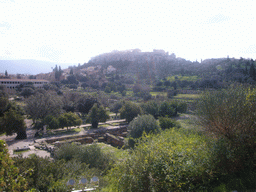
[0,140,28,191]
[249,61,256,81]
[70,68,74,75]
[58,112,82,130]
[1,109,27,139]
[81,82,89,89]
[110,100,124,117]
[43,115,59,129]
[119,101,143,123]
[4,70,8,76]
[25,92,62,124]
[0,91,9,117]
[20,87,35,98]
[62,92,80,112]
[141,100,159,118]
[159,101,176,117]
[77,96,98,115]
[65,75,78,84]
[53,65,63,80]
[87,103,109,128]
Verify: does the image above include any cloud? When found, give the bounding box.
[243,45,256,54]
[37,45,66,63]
[205,14,230,24]
[0,22,11,34]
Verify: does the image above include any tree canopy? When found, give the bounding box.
[119,101,143,123]
[87,103,109,128]
[25,92,62,124]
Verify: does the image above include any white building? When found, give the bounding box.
[0,79,49,89]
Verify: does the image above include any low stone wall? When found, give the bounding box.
[45,125,128,148]
[106,125,127,136]
[105,133,124,148]
[54,137,94,147]
[46,134,92,144]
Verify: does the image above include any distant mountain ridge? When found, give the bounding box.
[0,60,75,75]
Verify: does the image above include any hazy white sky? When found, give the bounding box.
[1,0,255,64]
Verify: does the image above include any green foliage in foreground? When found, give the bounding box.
[0,140,28,192]
[13,154,98,192]
[104,128,214,191]
[197,84,256,174]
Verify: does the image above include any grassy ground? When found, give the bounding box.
[97,143,128,160]
[167,75,200,82]
[175,113,200,130]
[150,92,167,97]
[13,149,30,155]
[173,94,199,100]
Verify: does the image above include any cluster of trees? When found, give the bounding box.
[25,91,109,130]
[0,87,27,139]
[53,65,63,81]
[0,88,111,138]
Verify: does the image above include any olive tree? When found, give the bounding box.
[25,92,62,124]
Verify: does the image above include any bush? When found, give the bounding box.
[159,116,180,130]
[104,128,214,191]
[13,154,96,192]
[177,101,187,113]
[128,114,160,139]
[54,143,112,170]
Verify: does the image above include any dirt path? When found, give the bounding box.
[0,119,51,158]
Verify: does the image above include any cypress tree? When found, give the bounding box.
[249,60,256,81]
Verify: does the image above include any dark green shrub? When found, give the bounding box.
[159,116,180,130]
[54,143,112,170]
[128,114,160,139]
[159,101,176,117]
[177,101,187,113]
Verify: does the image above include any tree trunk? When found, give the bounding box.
[15,130,27,140]
[92,121,98,129]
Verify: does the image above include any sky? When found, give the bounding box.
[1,0,256,64]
